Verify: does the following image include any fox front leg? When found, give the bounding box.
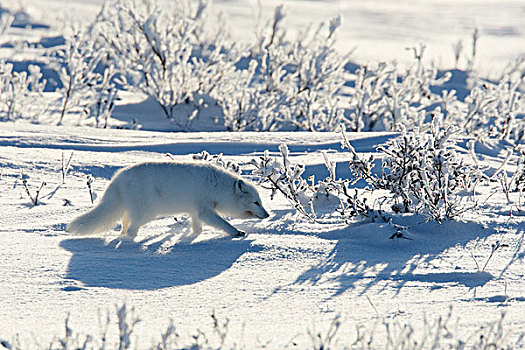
[198,210,245,237]
[190,215,202,235]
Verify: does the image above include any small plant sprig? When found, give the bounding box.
[61,151,74,184]
[211,312,229,348]
[86,175,95,204]
[116,303,140,350]
[22,177,46,206]
[307,314,342,350]
[497,149,525,209]
[158,320,179,349]
[192,150,241,174]
[470,240,510,273]
[249,145,316,221]
[315,152,379,222]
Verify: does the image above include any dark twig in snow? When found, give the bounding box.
[61,151,74,184]
[22,178,46,206]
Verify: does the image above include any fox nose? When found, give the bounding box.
[262,209,270,219]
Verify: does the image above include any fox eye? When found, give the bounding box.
[254,201,260,206]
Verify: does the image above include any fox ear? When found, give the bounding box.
[237,180,246,193]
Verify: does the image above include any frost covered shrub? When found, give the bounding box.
[346,45,452,132]
[280,15,347,131]
[51,23,116,126]
[214,60,264,131]
[341,119,482,221]
[247,118,482,223]
[249,145,316,220]
[97,0,236,126]
[459,59,525,143]
[1,9,111,125]
[237,7,346,131]
[0,60,47,121]
[214,6,347,131]
[247,144,377,223]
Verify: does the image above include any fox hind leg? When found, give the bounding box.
[119,208,153,239]
[120,212,130,236]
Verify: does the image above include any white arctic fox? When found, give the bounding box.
[66,161,270,238]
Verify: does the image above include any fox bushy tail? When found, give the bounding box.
[66,186,123,234]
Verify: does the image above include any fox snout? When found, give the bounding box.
[255,201,271,219]
[245,203,270,219]
[255,209,270,219]
[260,208,270,219]
[245,209,270,219]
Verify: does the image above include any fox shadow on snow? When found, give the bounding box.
[60,234,259,290]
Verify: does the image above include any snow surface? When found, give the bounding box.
[2,122,525,347]
[1,0,525,348]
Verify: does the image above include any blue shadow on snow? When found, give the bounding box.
[0,134,397,156]
[264,213,511,298]
[60,236,259,290]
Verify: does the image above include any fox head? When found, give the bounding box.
[229,179,270,220]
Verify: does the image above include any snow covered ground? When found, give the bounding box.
[2,122,525,348]
[1,0,525,348]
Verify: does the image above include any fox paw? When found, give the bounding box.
[233,230,246,237]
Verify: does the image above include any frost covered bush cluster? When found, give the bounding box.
[460,60,525,143]
[341,121,483,221]
[346,45,452,132]
[215,6,347,131]
[2,303,522,349]
[246,121,484,223]
[0,10,116,125]
[247,142,379,223]
[92,1,347,131]
[0,0,523,135]
[51,24,117,126]
[0,60,46,121]
[0,0,349,130]
[96,0,236,127]
[346,52,525,143]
